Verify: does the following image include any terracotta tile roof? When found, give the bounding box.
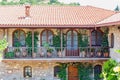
[97,12,120,26]
[0,5,116,27]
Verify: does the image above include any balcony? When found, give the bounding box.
[3,47,110,61]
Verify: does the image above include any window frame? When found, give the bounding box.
[41,29,54,46]
[23,66,32,78]
[12,29,26,47]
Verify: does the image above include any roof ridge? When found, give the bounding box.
[95,12,116,25]
[86,5,115,12]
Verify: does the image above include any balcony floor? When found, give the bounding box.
[2,57,110,62]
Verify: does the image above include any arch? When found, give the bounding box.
[23,66,32,78]
[54,66,61,77]
[41,29,54,46]
[12,29,26,47]
[94,65,102,80]
[91,29,103,46]
[66,30,79,56]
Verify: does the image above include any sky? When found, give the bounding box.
[58,0,120,10]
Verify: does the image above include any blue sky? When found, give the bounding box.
[58,0,120,10]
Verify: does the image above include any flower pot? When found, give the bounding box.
[32,52,36,58]
[104,52,109,57]
[47,52,52,57]
[40,52,44,57]
[58,51,62,57]
[15,52,20,58]
[97,52,101,57]
[23,51,27,57]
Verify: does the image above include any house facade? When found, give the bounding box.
[0,5,120,80]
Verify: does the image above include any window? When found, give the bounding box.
[54,66,60,77]
[24,66,32,78]
[91,30,102,46]
[13,29,25,47]
[110,33,114,48]
[94,65,102,80]
[67,30,78,50]
[41,30,53,46]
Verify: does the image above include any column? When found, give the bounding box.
[32,29,34,54]
[60,29,63,52]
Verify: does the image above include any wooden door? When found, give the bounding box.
[68,66,79,80]
[66,31,79,56]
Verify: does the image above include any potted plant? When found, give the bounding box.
[78,32,88,57]
[97,49,102,57]
[90,48,94,57]
[14,42,21,57]
[5,51,14,59]
[53,30,66,57]
[47,47,53,57]
[25,31,39,57]
[22,48,27,57]
[101,28,109,57]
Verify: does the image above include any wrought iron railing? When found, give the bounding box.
[3,47,110,59]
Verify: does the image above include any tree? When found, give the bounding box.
[69,2,80,6]
[114,5,119,11]
[0,37,8,51]
[49,0,58,4]
[0,37,8,59]
[101,59,118,80]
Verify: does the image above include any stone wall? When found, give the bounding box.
[109,26,120,61]
[0,61,57,80]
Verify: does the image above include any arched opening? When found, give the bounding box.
[54,66,60,78]
[66,30,78,56]
[24,66,32,78]
[13,29,26,47]
[94,65,102,80]
[91,30,102,46]
[68,65,79,80]
[41,30,53,46]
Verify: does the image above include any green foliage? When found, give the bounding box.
[101,59,118,80]
[57,62,92,80]
[115,49,120,54]
[78,32,88,51]
[43,42,53,53]
[114,5,120,11]
[69,2,80,6]
[0,37,8,51]
[25,31,39,56]
[53,30,66,51]
[78,63,93,80]
[101,28,109,52]
[0,1,19,5]
[5,52,14,59]
[57,63,67,80]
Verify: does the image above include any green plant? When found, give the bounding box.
[101,28,109,53]
[43,42,53,53]
[5,52,14,59]
[101,59,118,80]
[25,31,39,56]
[53,30,66,51]
[77,63,93,80]
[14,42,21,53]
[57,63,67,80]
[78,32,88,52]
[47,48,53,53]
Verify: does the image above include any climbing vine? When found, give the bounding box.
[57,62,93,80]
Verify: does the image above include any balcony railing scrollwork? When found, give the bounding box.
[3,47,110,59]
